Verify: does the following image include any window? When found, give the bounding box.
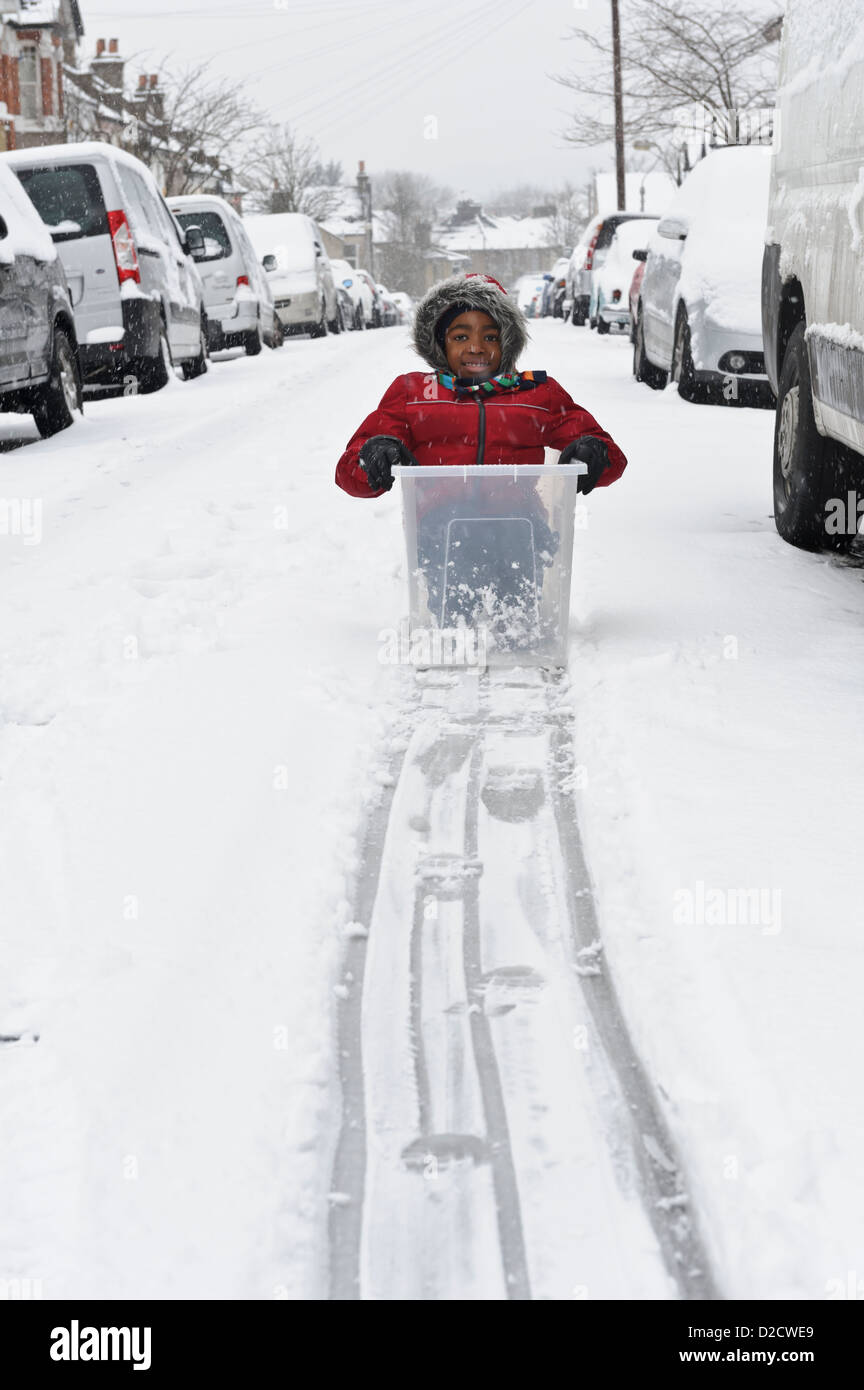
[172,210,232,259]
[19,45,39,120]
[14,163,108,240]
[114,163,162,241]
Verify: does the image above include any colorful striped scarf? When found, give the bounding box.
[437,369,547,398]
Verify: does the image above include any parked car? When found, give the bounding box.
[334,279,354,332]
[0,160,81,435]
[589,217,658,334]
[244,212,340,338]
[390,291,413,324]
[2,141,209,392]
[567,212,651,326]
[763,0,864,551]
[375,283,399,326]
[356,268,382,326]
[633,144,773,405]
[543,256,570,318]
[168,194,280,354]
[628,252,647,343]
[329,256,374,329]
[512,272,547,319]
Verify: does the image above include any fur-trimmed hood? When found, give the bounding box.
[412,273,529,374]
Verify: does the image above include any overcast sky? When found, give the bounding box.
[81,0,610,199]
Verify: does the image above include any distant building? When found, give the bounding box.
[590,169,678,217]
[0,0,83,150]
[433,199,562,288]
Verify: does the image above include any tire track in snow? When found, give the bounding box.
[329,669,719,1300]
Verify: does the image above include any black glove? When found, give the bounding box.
[359,435,417,492]
[559,435,610,495]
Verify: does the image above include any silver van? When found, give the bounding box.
[1,141,208,393]
[244,212,340,337]
[763,0,864,551]
[168,193,280,355]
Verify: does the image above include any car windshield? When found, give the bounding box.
[14,163,108,240]
[173,210,232,259]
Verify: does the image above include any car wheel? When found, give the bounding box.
[571,298,587,326]
[32,328,81,437]
[773,321,855,551]
[309,302,327,338]
[182,318,210,379]
[243,319,263,356]
[268,313,284,348]
[633,312,668,390]
[135,324,172,394]
[596,318,610,335]
[671,310,708,403]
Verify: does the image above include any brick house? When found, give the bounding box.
[0,0,83,150]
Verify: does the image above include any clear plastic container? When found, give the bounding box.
[395,463,586,668]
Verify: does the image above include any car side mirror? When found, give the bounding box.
[184,224,206,256]
[632,248,648,261]
[262,254,277,271]
[657,216,688,241]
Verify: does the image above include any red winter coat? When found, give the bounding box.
[335,371,627,497]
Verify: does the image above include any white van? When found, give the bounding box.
[762,0,864,550]
[1,141,208,392]
[244,212,340,338]
[168,194,279,355]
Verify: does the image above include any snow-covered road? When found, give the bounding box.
[1,320,862,1300]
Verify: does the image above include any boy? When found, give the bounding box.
[335,271,627,495]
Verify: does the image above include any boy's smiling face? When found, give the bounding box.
[444,311,502,380]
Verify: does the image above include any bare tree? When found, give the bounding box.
[554,0,783,177]
[244,124,344,219]
[375,170,452,295]
[311,159,344,187]
[486,183,553,218]
[133,60,265,195]
[545,183,592,252]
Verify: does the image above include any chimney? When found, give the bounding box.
[358,160,365,174]
[146,73,164,122]
[137,74,147,91]
[92,36,125,91]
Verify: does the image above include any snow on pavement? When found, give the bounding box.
[1,317,862,1299]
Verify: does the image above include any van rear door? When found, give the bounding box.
[13,162,118,343]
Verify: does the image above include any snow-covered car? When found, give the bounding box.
[628,253,647,343]
[244,212,340,338]
[567,212,651,326]
[0,159,81,435]
[633,144,773,405]
[763,0,864,551]
[329,256,374,329]
[3,142,209,392]
[389,291,413,324]
[543,257,570,318]
[168,194,280,355]
[512,273,547,319]
[589,218,657,334]
[375,283,399,326]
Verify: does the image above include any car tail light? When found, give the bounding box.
[236,275,250,287]
[557,278,566,287]
[612,289,622,303]
[107,209,140,285]
[585,226,602,271]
